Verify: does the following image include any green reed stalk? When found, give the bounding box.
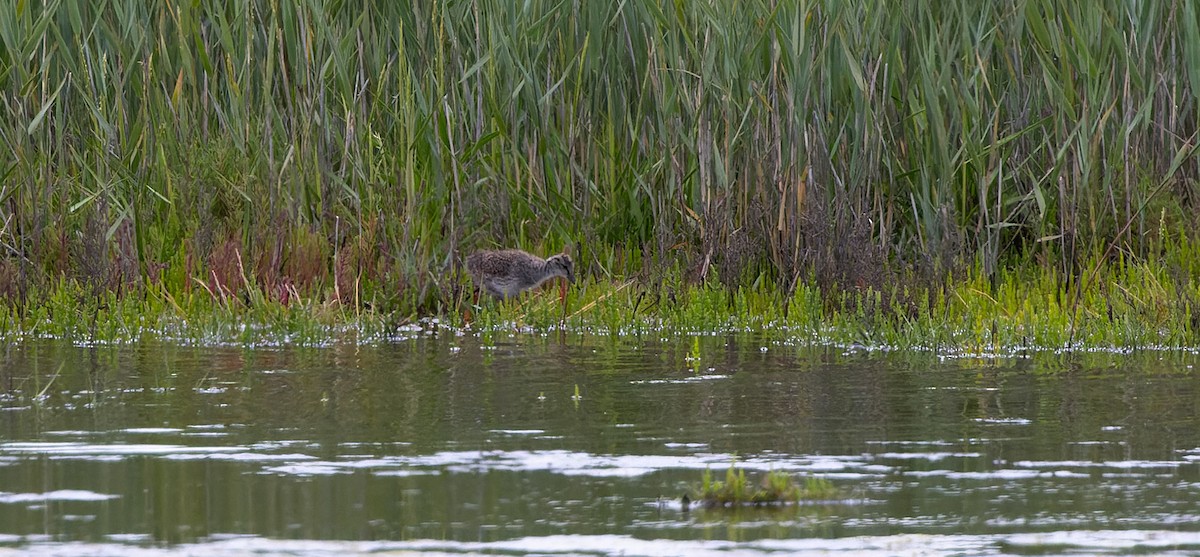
[0,0,1197,326]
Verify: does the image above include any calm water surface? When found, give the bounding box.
[3,332,1200,556]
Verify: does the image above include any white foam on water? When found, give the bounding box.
[370,469,436,477]
[163,452,318,462]
[248,449,886,479]
[630,374,730,384]
[904,469,1043,480]
[663,442,709,450]
[104,534,153,543]
[875,451,983,461]
[0,490,119,504]
[973,417,1033,425]
[61,514,96,522]
[1003,529,1200,550]
[259,462,353,476]
[7,530,1200,556]
[865,439,955,446]
[1014,459,1181,469]
[0,442,243,457]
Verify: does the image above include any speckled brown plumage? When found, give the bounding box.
[466,249,575,300]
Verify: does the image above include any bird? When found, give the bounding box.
[465,248,575,300]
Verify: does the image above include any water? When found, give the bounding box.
[3,334,1200,556]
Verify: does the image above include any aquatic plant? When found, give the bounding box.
[693,465,838,508]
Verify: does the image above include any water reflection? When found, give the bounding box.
[1,337,1200,555]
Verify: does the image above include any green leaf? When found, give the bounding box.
[27,76,68,135]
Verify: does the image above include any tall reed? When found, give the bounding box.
[1,0,1197,315]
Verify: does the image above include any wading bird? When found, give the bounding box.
[466,248,575,300]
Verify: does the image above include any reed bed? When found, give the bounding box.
[2,257,1195,353]
[1,1,1198,341]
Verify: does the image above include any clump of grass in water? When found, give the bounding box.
[690,464,838,509]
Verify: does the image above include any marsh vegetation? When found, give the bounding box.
[693,465,841,508]
[2,1,1199,345]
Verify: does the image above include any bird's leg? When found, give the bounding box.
[464,286,479,325]
[559,277,569,324]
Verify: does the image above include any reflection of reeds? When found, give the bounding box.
[1,1,1199,321]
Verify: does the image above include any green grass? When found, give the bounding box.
[2,1,1200,343]
[2,250,1196,352]
[694,464,839,508]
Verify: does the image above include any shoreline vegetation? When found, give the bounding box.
[3,2,1200,348]
[4,257,1198,351]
